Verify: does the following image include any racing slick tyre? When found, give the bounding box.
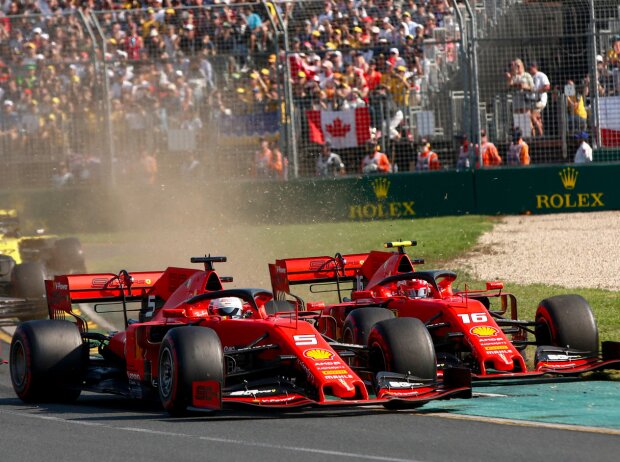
[12,261,46,300]
[10,320,85,402]
[535,294,599,355]
[12,261,48,321]
[52,238,86,274]
[342,308,395,345]
[158,327,224,416]
[368,317,437,381]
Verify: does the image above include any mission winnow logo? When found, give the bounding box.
[535,167,604,210]
[348,178,416,219]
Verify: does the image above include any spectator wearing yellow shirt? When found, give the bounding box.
[380,64,410,106]
[606,35,620,68]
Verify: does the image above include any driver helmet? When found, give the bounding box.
[210,297,244,318]
[399,279,430,299]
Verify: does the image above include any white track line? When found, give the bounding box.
[0,408,422,462]
[421,412,620,436]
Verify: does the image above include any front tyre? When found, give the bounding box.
[342,307,395,345]
[10,320,84,402]
[158,327,224,416]
[535,294,599,354]
[368,317,437,381]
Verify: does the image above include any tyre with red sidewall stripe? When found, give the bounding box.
[367,317,437,381]
[10,320,85,402]
[535,294,599,354]
[158,327,224,416]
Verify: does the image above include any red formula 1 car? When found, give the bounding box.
[9,256,470,415]
[269,241,620,383]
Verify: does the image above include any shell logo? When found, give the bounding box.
[303,349,334,360]
[470,326,499,337]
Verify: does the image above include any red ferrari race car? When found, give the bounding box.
[9,256,470,415]
[269,241,620,383]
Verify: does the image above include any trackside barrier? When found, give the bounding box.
[474,164,620,215]
[3,164,620,233]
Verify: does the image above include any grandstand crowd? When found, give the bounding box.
[0,1,618,185]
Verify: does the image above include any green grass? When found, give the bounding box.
[76,214,618,342]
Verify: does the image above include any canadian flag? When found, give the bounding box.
[600,96,620,147]
[307,108,371,149]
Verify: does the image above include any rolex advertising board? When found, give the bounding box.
[474,164,619,215]
[238,171,476,222]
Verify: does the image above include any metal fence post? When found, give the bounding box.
[463,0,481,149]
[589,0,601,148]
[88,12,115,188]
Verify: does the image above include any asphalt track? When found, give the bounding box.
[0,327,618,462]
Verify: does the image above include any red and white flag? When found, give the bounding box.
[599,96,620,147]
[307,108,371,149]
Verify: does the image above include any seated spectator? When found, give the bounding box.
[254,137,282,178]
[574,132,592,164]
[361,142,391,174]
[316,141,345,177]
[415,138,441,171]
[478,130,502,167]
[506,128,530,166]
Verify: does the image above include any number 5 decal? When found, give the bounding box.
[294,334,318,345]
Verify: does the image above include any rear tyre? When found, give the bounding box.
[367,317,437,381]
[12,261,46,300]
[535,294,599,354]
[158,327,224,416]
[342,308,395,345]
[10,320,84,402]
[52,238,86,273]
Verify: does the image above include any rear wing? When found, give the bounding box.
[46,271,164,330]
[269,253,368,296]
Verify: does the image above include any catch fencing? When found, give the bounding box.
[1,0,619,189]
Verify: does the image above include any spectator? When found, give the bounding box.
[361,143,391,174]
[606,34,620,69]
[595,54,614,95]
[565,80,588,134]
[139,148,158,185]
[478,130,502,167]
[574,132,593,164]
[52,163,75,188]
[455,134,474,171]
[528,62,550,137]
[505,58,533,119]
[316,141,345,177]
[506,128,530,166]
[415,138,441,171]
[254,137,281,178]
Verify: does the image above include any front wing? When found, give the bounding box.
[468,342,620,384]
[193,369,472,411]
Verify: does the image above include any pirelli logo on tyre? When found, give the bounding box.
[535,167,604,210]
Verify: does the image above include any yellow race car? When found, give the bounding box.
[0,209,86,321]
